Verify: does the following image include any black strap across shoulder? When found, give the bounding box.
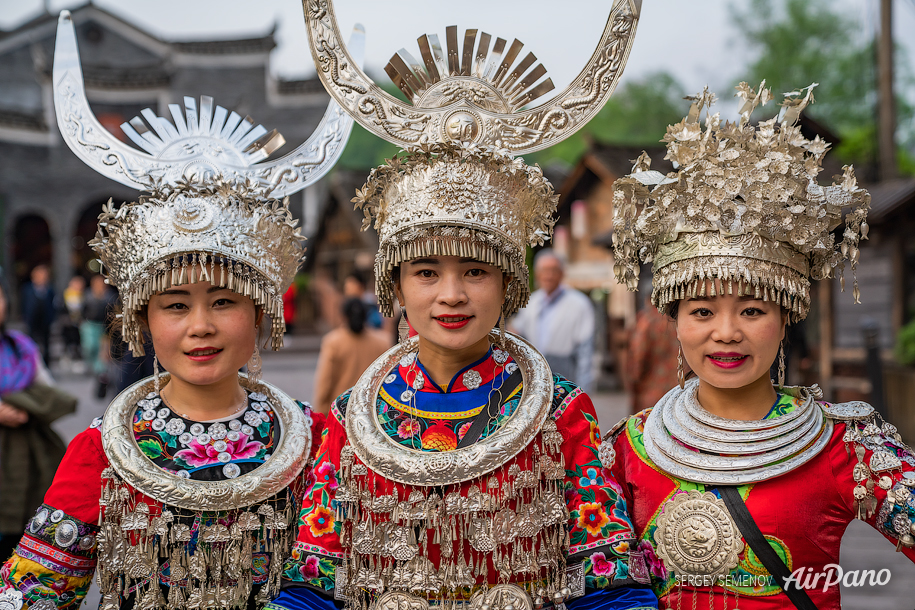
[456,368,523,449]
[712,486,818,610]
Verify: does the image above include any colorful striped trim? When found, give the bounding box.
[16,535,96,576]
[379,383,523,420]
[569,531,630,556]
[291,541,345,559]
[552,386,583,420]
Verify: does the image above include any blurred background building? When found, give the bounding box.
[0,4,379,333]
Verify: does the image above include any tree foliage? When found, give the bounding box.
[531,71,688,167]
[730,0,914,171]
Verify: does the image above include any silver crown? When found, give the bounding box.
[53,11,363,354]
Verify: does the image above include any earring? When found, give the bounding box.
[498,312,506,348]
[398,306,410,343]
[677,345,685,390]
[248,333,262,386]
[153,353,161,394]
[777,341,786,387]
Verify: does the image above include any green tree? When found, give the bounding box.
[531,71,688,167]
[730,0,914,172]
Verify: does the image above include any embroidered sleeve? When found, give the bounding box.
[1,428,106,609]
[553,378,648,592]
[283,399,347,595]
[828,404,915,561]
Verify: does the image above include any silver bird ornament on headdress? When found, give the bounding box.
[304,0,641,316]
[52,10,364,355]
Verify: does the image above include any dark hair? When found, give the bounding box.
[346,270,368,289]
[342,298,367,334]
[0,274,22,359]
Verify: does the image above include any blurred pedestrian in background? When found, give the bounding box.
[343,270,383,329]
[60,275,86,372]
[0,274,76,561]
[80,274,116,397]
[626,296,682,414]
[283,283,298,335]
[20,264,55,365]
[312,297,392,414]
[511,249,595,392]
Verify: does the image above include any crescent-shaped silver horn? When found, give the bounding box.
[53,10,362,196]
[303,0,640,154]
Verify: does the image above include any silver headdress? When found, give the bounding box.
[53,11,363,354]
[305,0,641,315]
[612,82,871,321]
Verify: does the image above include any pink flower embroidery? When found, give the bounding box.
[175,433,262,467]
[590,552,616,577]
[316,461,338,491]
[397,419,420,438]
[638,540,668,579]
[299,555,320,580]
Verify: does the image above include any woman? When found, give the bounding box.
[606,83,915,609]
[0,12,357,609]
[0,277,77,562]
[275,4,655,606]
[312,298,391,415]
[272,143,656,610]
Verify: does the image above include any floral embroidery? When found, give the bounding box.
[174,433,262,467]
[397,419,421,438]
[316,462,338,492]
[578,468,604,487]
[299,555,320,580]
[305,506,335,537]
[637,540,667,580]
[132,391,282,480]
[589,552,616,577]
[576,502,611,536]
[588,418,601,448]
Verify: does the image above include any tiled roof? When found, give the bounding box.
[276,78,325,95]
[865,178,915,223]
[171,35,276,55]
[0,110,47,131]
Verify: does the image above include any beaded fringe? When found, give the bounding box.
[374,226,529,318]
[652,256,811,321]
[121,252,286,356]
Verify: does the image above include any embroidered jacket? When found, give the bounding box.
[0,391,325,610]
[281,348,655,608]
[609,394,915,608]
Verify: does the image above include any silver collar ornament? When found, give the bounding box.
[304,0,641,316]
[640,378,833,485]
[53,10,363,354]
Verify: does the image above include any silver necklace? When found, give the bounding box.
[161,389,248,421]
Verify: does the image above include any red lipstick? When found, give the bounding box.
[186,347,222,362]
[435,316,472,330]
[708,352,748,369]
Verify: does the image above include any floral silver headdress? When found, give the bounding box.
[354,142,557,316]
[305,0,641,315]
[53,11,362,354]
[612,82,871,321]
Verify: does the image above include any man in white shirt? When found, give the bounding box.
[511,250,595,392]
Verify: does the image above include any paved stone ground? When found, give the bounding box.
[45,347,915,608]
